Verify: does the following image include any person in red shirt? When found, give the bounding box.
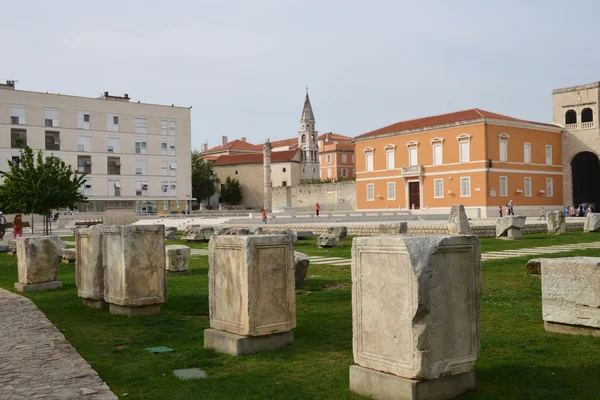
[261,209,267,224]
[315,203,320,217]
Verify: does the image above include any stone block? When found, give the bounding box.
[296,231,314,240]
[214,227,231,235]
[207,234,295,340]
[166,245,191,274]
[182,226,214,242]
[165,230,176,240]
[109,304,161,317]
[294,251,310,288]
[252,227,264,235]
[351,235,481,382]
[448,205,472,235]
[14,280,62,292]
[378,223,408,235]
[7,240,16,255]
[62,248,77,263]
[496,216,526,240]
[102,225,167,314]
[328,226,348,239]
[76,225,104,303]
[16,236,63,289]
[547,211,567,234]
[584,213,600,232]
[270,229,297,242]
[541,257,600,333]
[204,328,294,356]
[526,258,543,276]
[317,234,338,248]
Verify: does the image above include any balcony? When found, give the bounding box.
[400,165,423,178]
[565,122,596,131]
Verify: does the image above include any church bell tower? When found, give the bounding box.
[298,88,320,181]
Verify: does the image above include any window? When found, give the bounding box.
[107,157,121,175]
[386,150,395,170]
[11,156,20,168]
[107,137,120,153]
[387,182,396,200]
[77,136,91,152]
[135,138,148,154]
[326,154,332,163]
[352,154,355,163]
[460,177,471,197]
[169,140,176,155]
[341,168,348,178]
[135,181,148,196]
[546,178,554,197]
[169,120,176,136]
[162,160,168,176]
[161,119,168,135]
[113,115,119,125]
[499,140,507,162]
[44,108,59,128]
[163,199,170,210]
[11,129,27,148]
[409,147,418,166]
[78,155,92,174]
[524,177,532,196]
[582,108,594,123]
[10,105,26,125]
[45,131,60,151]
[169,182,177,196]
[135,159,148,175]
[500,176,508,196]
[366,184,374,201]
[84,113,90,122]
[176,200,181,209]
[433,143,443,165]
[327,168,332,178]
[282,181,287,187]
[78,112,91,130]
[565,109,577,125]
[161,140,168,155]
[79,179,92,196]
[365,153,374,172]
[135,117,147,134]
[524,143,531,164]
[107,114,120,132]
[342,154,347,163]
[434,179,443,198]
[545,145,552,165]
[169,160,177,176]
[108,181,121,197]
[459,141,470,163]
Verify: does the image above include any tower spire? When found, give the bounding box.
[300,88,315,122]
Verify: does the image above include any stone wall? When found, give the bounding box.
[272,181,357,212]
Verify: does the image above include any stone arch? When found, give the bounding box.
[571,151,600,209]
[582,108,593,123]
[565,109,577,125]
[301,134,306,143]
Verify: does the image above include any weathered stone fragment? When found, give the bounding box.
[526,258,543,276]
[294,251,310,288]
[496,216,527,240]
[62,248,77,263]
[296,231,314,240]
[584,213,600,232]
[317,234,338,248]
[541,257,600,336]
[8,240,16,255]
[252,227,264,235]
[165,228,177,240]
[448,204,472,235]
[75,225,105,308]
[182,226,214,242]
[166,245,191,274]
[205,234,295,355]
[227,228,251,235]
[14,236,63,292]
[327,226,348,239]
[547,211,567,234]
[102,225,167,316]
[214,228,231,235]
[0,242,9,252]
[350,235,481,399]
[378,222,408,235]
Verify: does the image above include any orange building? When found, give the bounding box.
[318,132,355,180]
[354,109,564,217]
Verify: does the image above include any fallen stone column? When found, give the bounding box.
[14,236,64,292]
[204,234,295,355]
[76,225,105,308]
[350,235,482,400]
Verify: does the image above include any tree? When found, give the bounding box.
[191,150,220,207]
[220,176,243,205]
[0,146,88,235]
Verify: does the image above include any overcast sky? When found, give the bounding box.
[3,0,600,150]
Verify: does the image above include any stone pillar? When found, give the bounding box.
[350,235,481,400]
[14,236,63,292]
[448,204,472,234]
[542,257,600,336]
[547,210,567,234]
[76,225,105,308]
[204,234,295,355]
[102,225,167,317]
[165,245,191,274]
[263,139,272,213]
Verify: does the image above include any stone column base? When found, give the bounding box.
[82,298,108,309]
[349,365,475,400]
[204,328,293,356]
[14,281,62,292]
[109,304,160,317]
[544,321,600,337]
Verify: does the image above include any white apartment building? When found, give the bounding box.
[0,80,192,215]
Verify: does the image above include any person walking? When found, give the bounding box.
[539,207,546,220]
[261,209,268,225]
[498,205,503,217]
[315,203,320,217]
[13,214,23,239]
[508,200,514,216]
[0,212,6,240]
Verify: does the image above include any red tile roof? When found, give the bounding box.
[269,137,299,149]
[318,132,353,141]
[211,150,298,166]
[203,139,262,154]
[355,108,559,141]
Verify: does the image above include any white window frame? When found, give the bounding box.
[524,142,531,164]
[107,137,120,153]
[161,160,168,176]
[459,141,470,163]
[44,108,59,128]
[385,150,395,170]
[365,152,374,172]
[341,168,348,178]
[434,179,444,198]
[498,133,510,163]
[326,154,332,163]
[135,138,148,155]
[545,145,552,165]
[135,117,147,134]
[524,177,532,197]
[161,119,168,136]
[135,159,148,176]
[500,176,508,197]
[460,177,471,197]
[408,147,418,166]
[366,183,375,201]
[327,168,332,178]
[10,105,27,125]
[342,154,347,163]
[169,119,176,136]
[169,160,177,176]
[169,140,176,155]
[77,135,91,152]
[432,143,443,166]
[387,182,396,200]
[546,178,554,197]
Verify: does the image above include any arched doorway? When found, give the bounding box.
[571,151,600,209]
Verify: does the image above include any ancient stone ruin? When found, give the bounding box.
[378,222,408,235]
[182,226,214,242]
[327,226,348,239]
[547,210,567,234]
[584,213,600,232]
[14,236,64,292]
[317,234,338,248]
[165,245,191,274]
[294,251,310,288]
[448,204,472,235]
[496,216,527,240]
[76,225,105,308]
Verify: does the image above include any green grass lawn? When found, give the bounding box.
[0,233,599,399]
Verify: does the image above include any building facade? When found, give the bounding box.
[0,81,192,215]
[354,109,563,217]
[318,132,355,180]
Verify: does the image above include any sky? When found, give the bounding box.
[3,0,600,151]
